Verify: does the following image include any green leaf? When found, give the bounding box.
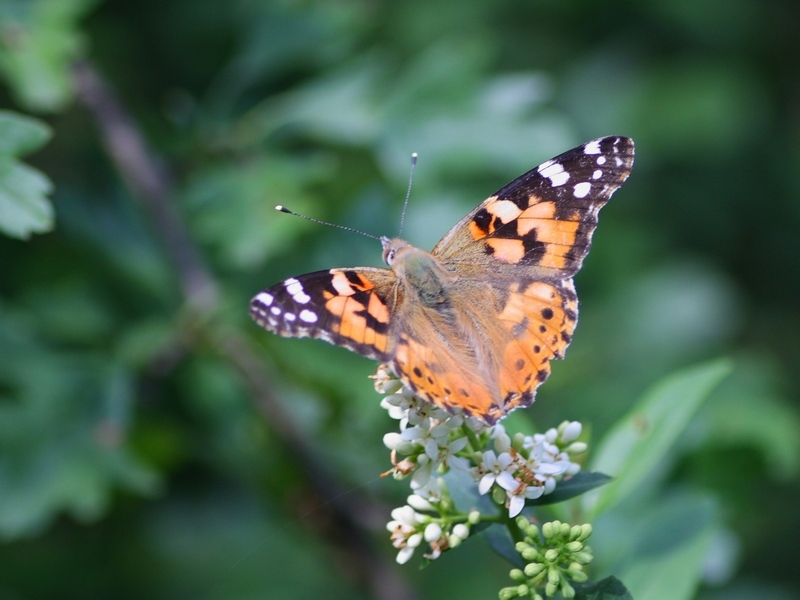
[0,110,54,238]
[0,109,52,155]
[527,471,613,507]
[585,359,732,518]
[0,0,98,112]
[575,576,633,600]
[615,493,719,600]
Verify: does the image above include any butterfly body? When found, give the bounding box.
[251,137,634,424]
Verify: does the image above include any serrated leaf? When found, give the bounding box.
[585,359,731,518]
[0,111,54,238]
[0,110,53,155]
[0,157,54,238]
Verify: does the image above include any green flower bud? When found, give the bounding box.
[547,566,560,584]
[566,569,588,583]
[578,524,592,541]
[498,587,518,600]
[509,568,526,582]
[572,550,593,565]
[559,522,571,537]
[524,562,546,577]
[492,486,506,505]
[565,541,583,553]
[545,580,558,597]
[544,548,560,562]
[569,525,583,541]
[512,432,526,451]
[561,581,575,598]
[516,541,531,553]
[468,510,481,525]
[567,562,584,573]
[521,547,541,562]
[542,522,554,539]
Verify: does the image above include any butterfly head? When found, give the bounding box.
[381,236,413,267]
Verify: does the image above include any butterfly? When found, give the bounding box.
[251,137,634,424]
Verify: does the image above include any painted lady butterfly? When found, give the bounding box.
[251,137,634,424]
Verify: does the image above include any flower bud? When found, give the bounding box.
[561,581,575,598]
[520,547,540,562]
[509,568,526,582]
[544,548,560,562]
[572,551,593,565]
[452,523,469,540]
[468,510,481,525]
[560,421,582,444]
[565,442,587,455]
[407,494,434,512]
[524,562,545,577]
[566,541,583,553]
[424,523,442,542]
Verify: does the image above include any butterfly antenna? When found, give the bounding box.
[275,206,381,241]
[397,152,418,238]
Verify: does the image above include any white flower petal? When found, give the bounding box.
[448,436,468,453]
[496,471,518,492]
[508,495,525,518]
[383,432,403,449]
[479,473,496,495]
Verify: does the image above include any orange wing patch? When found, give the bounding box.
[393,334,506,424]
[496,280,578,414]
[322,270,391,355]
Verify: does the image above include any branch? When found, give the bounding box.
[71,59,217,312]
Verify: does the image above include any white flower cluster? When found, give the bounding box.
[374,366,587,564]
[385,480,474,564]
[470,421,584,518]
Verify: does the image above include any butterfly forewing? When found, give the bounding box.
[250,267,397,361]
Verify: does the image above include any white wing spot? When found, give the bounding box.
[537,160,570,187]
[284,313,297,321]
[592,169,603,180]
[615,157,623,166]
[285,278,303,295]
[300,309,318,323]
[270,306,281,316]
[294,291,311,304]
[584,140,602,155]
[256,292,274,306]
[573,182,591,198]
[596,156,607,165]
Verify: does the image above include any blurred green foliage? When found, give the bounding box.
[1,0,799,598]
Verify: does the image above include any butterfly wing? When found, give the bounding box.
[250,267,398,361]
[396,136,634,421]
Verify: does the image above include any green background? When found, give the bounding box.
[1,0,799,598]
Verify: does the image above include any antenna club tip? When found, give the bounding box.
[411,152,418,161]
[275,205,288,212]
